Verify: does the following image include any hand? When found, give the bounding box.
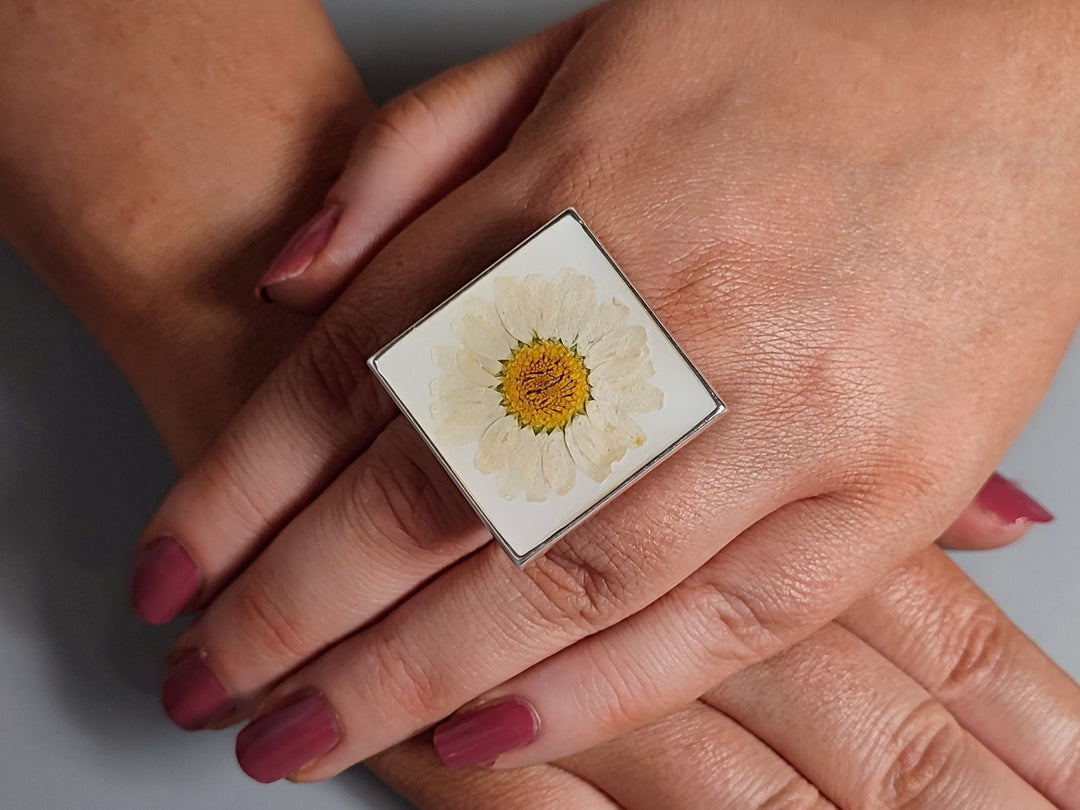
[132,0,1079,788]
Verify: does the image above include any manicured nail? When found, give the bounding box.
[131,536,200,625]
[976,473,1053,525]
[236,693,340,784]
[256,203,342,301]
[162,650,234,731]
[433,698,540,769]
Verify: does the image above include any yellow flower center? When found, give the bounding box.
[499,338,591,432]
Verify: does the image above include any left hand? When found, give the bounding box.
[132,0,1079,784]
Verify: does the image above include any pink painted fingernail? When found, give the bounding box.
[236,693,340,784]
[162,650,234,731]
[256,203,342,301]
[131,537,200,625]
[976,473,1053,525]
[433,698,540,769]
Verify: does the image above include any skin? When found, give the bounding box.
[135,0,1080,785]
[1,0,1076,807]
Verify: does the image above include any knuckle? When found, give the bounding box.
[755,776,828,810]
[518,543,638,636]
[232,576,310,664]
[368,634,443,726]
[933,601,1009,696]
[877,700,967,808]
[372,85,448,164]
[348,428,473,555]
[682,580,785,668]
[291,308,385,428]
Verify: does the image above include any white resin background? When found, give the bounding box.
[1,2,1077,808]
[371,212,722,561]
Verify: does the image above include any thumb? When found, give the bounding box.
[255,12,591,312]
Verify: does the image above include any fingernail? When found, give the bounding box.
[433,698,540,769]
[256,203,342,301]
[236,693,340,784]
[162,650,234,731]
[976,473,1054,526]
[131,536,200,625]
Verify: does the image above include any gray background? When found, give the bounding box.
[0,1,1076,808]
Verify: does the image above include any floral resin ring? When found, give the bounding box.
[369,210,725,566]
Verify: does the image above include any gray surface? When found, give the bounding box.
[0,1,1076,808]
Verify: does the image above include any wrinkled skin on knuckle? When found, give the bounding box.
[874,700,968,808]
[755,777,831,810]
[518,539,644,637]
[930,600,1010,698]
[677,578,786,671]
[347,426,477,557]
[366,632,447,729]
[289,302,389,432]
[232,572,311,667]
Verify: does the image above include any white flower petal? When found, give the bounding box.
[589,354,654,387]
[592,380,664,413]
[475,416,522,475]
[456,349,499,388]
[453,300,514,361]
[430,386,504,442]
[565,413,619,483]
[585,325,647,368]
[432,345,460,371]
[494,277,536,343]
[521,435,550,502]
[524,274,558,337]
[576,298,630,351]
[540,430,576,495]
[554,270,597,346]
[496,430,546,501]
[435,419,494,445]
[431,375,500,405]
[587,399,644,453]
[431,372,480,400]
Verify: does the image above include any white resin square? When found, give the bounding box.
[369,210,725,566]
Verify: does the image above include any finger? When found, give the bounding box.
[839,546,1080,809]
[368,737,618,810]
[937,471,1053,550]
[129,13,592,626]
[254,11,597,312]
[432,497,912,771]
[705,623,1055,809]
[228,474,893,782]
[162,418,488,730]
[560,702,835,809]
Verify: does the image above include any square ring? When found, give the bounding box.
[368,209,726,566]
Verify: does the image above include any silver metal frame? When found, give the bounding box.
[368,208,727,567]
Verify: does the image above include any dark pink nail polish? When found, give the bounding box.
[131,537,200,625]
[236,693,340,784]
[433,698,539,769]
[976,473,1053,526]
[256,203,342,300]
[162,651,234,731]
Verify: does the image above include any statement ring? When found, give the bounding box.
[369,209,725,566]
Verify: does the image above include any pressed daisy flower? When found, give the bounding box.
[430,268,663,501]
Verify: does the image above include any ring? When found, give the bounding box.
[369,209,725,566]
